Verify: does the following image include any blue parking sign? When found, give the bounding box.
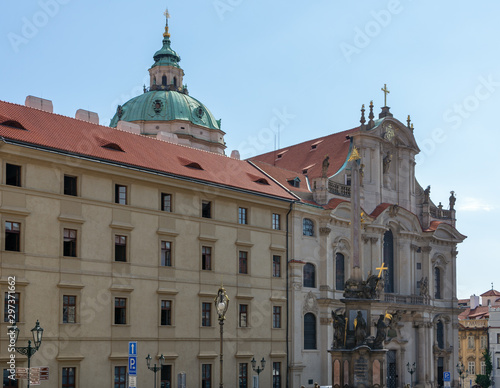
[129,341,137,377]
[444,372,451,382]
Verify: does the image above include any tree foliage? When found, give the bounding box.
[475,349,493,388]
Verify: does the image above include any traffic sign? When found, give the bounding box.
[129,341,137,377]
[129,375,137,387]
[444,372,451,382]
[40,366,49,380]
[129,341,137,356]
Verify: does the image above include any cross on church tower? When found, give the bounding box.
[381,84,390,107]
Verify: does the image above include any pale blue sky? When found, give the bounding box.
[1,0,498,299]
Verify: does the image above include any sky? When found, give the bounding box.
[0,0,498,300]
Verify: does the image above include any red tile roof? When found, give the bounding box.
[250,127,359,179]
[251,161,310,194]
[458,306,490,320]
[0,100,296,200]
[481,289,500,297]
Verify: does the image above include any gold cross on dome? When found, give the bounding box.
[376,262,388,278]
[381,84,390,106]
[164,8,170,18]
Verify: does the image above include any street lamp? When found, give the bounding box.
[407,362,416,388]
[11,320,44,388]
[146,353,165,388]
[215,285,230,388]
[457,362,468,388]
[251,357,266,388]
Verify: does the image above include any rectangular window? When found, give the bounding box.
[62,367,76,388]
[273,362,281,388]
[481,361,486,375]
[272,255,281,277]
[202,246,212,270]
[115,184,127,205]
[5,221,20,252]
[202,200,211,218]
[272,213,281,230]
[115,235,127,262]
[202,364,212,388]
[161,365,172,388]
[238,207,247,224]
[4,292,19,323]
[480,335,487,349]
[273,306,281,329]
[3,369,18,387]
[114,298,126,325]
[202,302,211,327]
[64,175,77,196]
[161,241,172,266]
[161,193,172,212]
[114,366,126,388]
[468,336,475,349]
[497,333,500,344]
[63,228,77,257]
[63,295,76,323]
[239,251,248,274]
[239,363,248,388]
[468,361,475,375]
[161,300,172,326]
[497,357,500,369]
[239,304,248,328]
[5,164,21,187]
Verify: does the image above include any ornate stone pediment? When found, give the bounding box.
[303,291,319,315]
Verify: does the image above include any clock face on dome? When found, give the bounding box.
[383,122,395,141]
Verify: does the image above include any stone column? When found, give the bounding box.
[416,323,426,385]
[350,160,362,281]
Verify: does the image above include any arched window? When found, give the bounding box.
[436,320,444,349]
[383,230,394,293]
[335,253,345,291]
[153,76,157,85]
[304,313,317,349]
[173,77,177,87]
[303,218,314,236]
[434,267,442,299]
[303,263,316,288]
[162,75,167,86]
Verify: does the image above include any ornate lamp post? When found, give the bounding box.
[407,362,416,388]
[12,320,44,388]
[215,285,230,388]
[457,362,468,388]
[146,353,165,388]
[251,357,266,388]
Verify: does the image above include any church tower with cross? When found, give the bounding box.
[109,10,226,154]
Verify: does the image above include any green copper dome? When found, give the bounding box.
[110,90,221,131]
[152,36,181,68]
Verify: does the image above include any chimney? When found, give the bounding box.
[116,121,141,135]
[470,294,480,310]
[25,95,53,113]
[230,150,240,160]
[75,109,99,124]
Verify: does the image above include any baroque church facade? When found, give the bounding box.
[0,11,465,388]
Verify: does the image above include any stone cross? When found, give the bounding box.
[381,84,390,106]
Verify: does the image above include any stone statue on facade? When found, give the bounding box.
[321,155,330,178]
[331,310,346,349]
[373,314,389,349]
[354,310,367,346]
[383,152,392,174]
[424,185,431,204]
[449,191,456,210]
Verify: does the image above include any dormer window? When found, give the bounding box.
[311,144,317,150]
[1,120,26,130]
[302,169,308,174]
[102,143,124,152]
[185,162,203,170]
[287,177,301,188]
[254,178,269,185]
